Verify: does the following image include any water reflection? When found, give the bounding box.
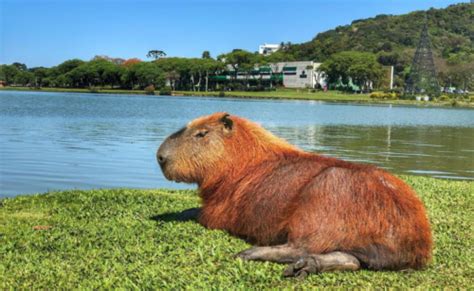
[268,125,474,180]
[0,91,473,197]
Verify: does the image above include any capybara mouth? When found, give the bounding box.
[159,164,183,183]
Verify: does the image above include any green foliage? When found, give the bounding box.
[370,91,400,100]
[0,176,472,288]
[55,59,85,75]
[320,51,384,92]
[284,4,473,61]
[201,50,211,59]
[218,49,259,73]
[88,86,99,93]
[159,86,172,96]
[0,64,20,85]
[13,71,35,86]
[271,3,473,88]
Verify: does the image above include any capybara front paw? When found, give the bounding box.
[283,257,321,278]
[234,247,259,260]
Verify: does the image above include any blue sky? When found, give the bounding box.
[0,0,464,68]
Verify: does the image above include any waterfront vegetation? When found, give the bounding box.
[0,176,472,289]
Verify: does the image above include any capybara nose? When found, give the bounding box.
[157,154,167,166]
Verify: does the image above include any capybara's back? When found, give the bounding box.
[157,112,432,277]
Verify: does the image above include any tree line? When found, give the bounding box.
[0,54,227,91]
[0,48,471,92]
[0,49,392,92]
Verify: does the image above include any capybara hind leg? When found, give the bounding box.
[283,252,360,278]
[236,244,306,263]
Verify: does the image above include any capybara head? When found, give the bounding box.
[157,112,236,184]
[157,112,296,184]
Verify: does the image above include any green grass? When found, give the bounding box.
[1,176,472,288]
[174,88,373,102]
[2,86,473,107]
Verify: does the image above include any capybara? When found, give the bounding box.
[156,112,432,277]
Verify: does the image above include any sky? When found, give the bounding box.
[0,0,465,68]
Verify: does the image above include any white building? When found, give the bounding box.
[258,43,281,55]
[275,61,326,88]
[221,61,326,89]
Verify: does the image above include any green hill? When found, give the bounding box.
[288,3,473,63]
[273,3,473,88]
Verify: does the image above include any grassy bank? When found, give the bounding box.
[1,176,473,288]
[2,86,473,107]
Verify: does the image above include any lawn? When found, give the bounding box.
[0,176,473,289]
[174,88,373,102]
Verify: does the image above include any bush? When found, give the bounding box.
[88,86,99,93]
[159,86,172,96]
[218,90,226,97]
[438,94,451,101]
[144,85,155,95]
[370,91,399,100]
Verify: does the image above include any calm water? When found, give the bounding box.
[1,91,473,197]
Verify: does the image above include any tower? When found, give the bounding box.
[405,18,439,95]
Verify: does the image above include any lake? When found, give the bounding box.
[1,90,473,197]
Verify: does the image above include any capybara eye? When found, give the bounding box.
[194,130,209,138]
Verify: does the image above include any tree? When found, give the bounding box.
[202,51,211,59]
[12,62,27,71]
[218,49,257,86]
[30,67,50,87]
[146,50,166,60]
[0,65,20,85]
[122,58,142,67]
[121,62,165,89]
[55,59,85,75]
[14,71,35,86]
[319,51,384,92]
[448,61,474,91]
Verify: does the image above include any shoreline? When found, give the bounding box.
[1,86,473,108]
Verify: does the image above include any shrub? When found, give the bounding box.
[370,91,399,100]
[159,86,172,96]
[144,85,155,95]
[438,94,451,101]
[89,86,99,93]
[218,90,226,97]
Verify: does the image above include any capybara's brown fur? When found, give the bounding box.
[157,112,432,274]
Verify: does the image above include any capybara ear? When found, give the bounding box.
[219,113,233,132]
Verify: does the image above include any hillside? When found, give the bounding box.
[287,3,473,63]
